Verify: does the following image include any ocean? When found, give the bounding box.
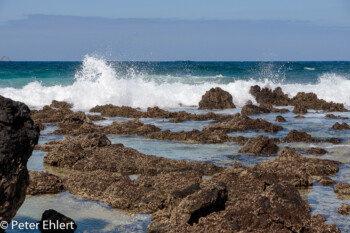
[1,56,350,232]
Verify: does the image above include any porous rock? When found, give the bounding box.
[198,87,235,109]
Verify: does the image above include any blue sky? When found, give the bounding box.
[0,0,349,61]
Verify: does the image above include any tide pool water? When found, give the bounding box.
[1,56,350,232]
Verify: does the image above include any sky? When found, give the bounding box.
[0,0,349,61]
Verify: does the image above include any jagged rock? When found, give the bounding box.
[27,171,63,195]
[252,147,339,187]
[90,105,143,117]
[293,104,308,114]
[241,104,270,115]
[44,134,221,176]
[198,87,235,109]
[334,182,350,195]
[325,114,349,119]
[291,92,348,112]
[86,114,106,121]
[146,129,230,143]
[148,159,339,233]
[104,119,161,136]
[338,204,350,216]
[31,105,73,124]
[282,130,341,144]
[295,115,305,119]
[238,135,278,154]
[64,170,204,213]
[203,114,282,133]
[317,177,335,186]
[307,147,327,155]
[230,136,250,144]
[50,100,73,109]
[332,122,350,130]
[38,209,77,233]
[259,103,289,113]
[0,96,40,223]
[168,112,233,123]
[275,115,286,122]
[249,85,290,106]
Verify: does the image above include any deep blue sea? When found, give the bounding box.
[2,56,350,232]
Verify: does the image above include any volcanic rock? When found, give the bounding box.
[146,129,230,143]
[325,114,349,119]
[44,134,221,176]
[332,122,350,130]
[27,171,63,195]
[295,115,305,119]
[293,104,308,114]
[249,85,290,106]
[38,209,77,233]
[291,92,348,112]
[30,105,73,124]
[203,114,283,133]
[0,96,40,223]
[307,147,327,155]
[275,115,286,122]
[198,87,235,109]
[259,103,289,113]
[338,204,350,216]
[282,130,341,144]
[50,100,73,109]
[334,182,350,195]
[317,177,336,186]
[241,104,270,115]
[238,135,278,154]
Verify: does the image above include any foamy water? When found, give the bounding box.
[0,56,349,110]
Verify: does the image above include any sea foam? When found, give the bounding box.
[0,56,349,110]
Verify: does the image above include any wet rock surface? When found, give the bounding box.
[275,115,286,122]
[325,114,349,119]
[251,147,339,187]
[282,130,341,144]
[38,209,77,233]
[307,147,327,155]
[203,113,283,133]
[31,105,73,125]
[259,103,289,113]
[293,104,308,114]
[332,122,350,130]
[198,87,235,109]
[295,115,305,119]
[238,135,278,154]
[148,158,339,232]
[91,105,233,123]
[0,96,40,222]
[249,85,290,106]
[317,177,336,186]
[241,104,270,115]
[50,100,73,109]
[338,204,350,216]
[147,129,230,143]
[291,92,348,112]
[43,134,222,176]
[27,171,63,195]
[334,182,350,195]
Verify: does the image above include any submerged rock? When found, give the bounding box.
[238,135,278,155]
[27,171,63,195]
[325,114,349,119]
[0,96,40,222]
[307,147,327,155]
[295,115,305,119]
[203,114,282,133]
[198,87,235,109]
[241,104,270,115]
[275,115,286,122]
[38,209,77,233]
[282,130,341,144]
[332,122,350,130]
[43,134,221,176]
[249,85,290,106]
[338,204,350,216]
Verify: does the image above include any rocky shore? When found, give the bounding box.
[5,85,350,232]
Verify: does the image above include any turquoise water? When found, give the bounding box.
[1,57,350,232]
